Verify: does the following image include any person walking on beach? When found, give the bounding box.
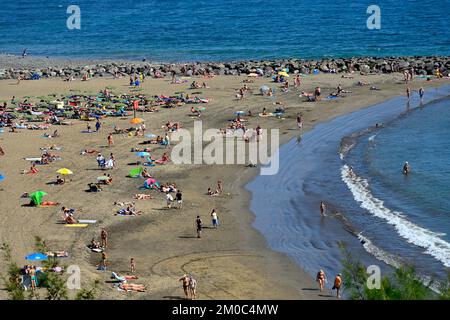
[196,215,203,238]
[107,133,114,147]
[179,274,191,299]
[130,258,136,274]
[217,180,223,194]
[296,114,303,132]
[95,120,101,132]
[316,269,326,292]
[332,273,342,298]
[175,190,183,209]
[100,251,107,269]
[189,275,197,300]
[320,202,326,217]
[101,228,108,248]
[211,209,219,228]
[406,87,411,100]
[166,191,174,208]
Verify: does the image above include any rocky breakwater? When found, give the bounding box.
[0,55,449,80]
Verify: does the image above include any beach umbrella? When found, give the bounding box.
[30,191,47,206]
[278,71,289,77]
[25,253,48,261]
[136,151,150,157]
[97,175,109,181]
[145,133,157,139]
[129,167,142,177]
[260,85,270,92]
[130,117,144,124]
[57,168,73,175]
[0,174,4,182]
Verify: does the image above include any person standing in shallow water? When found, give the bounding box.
[320,202,326,216]
[419,87,424,100]
[316,269,326,292]
[406,87,411,100]
[403,161,410,175]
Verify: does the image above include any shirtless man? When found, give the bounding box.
[101,228,108,248]
[179,274,191,299]
[0,146,4,156]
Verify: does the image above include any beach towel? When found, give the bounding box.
[65,224,88,228]
[78,220,97,224]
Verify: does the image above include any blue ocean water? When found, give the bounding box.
[247,86,450,287]
[1,0,450,61]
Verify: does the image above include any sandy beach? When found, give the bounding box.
[0,70,447,300]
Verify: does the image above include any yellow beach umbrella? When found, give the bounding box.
[278,71,289,77]
[130,117,144,124]
[57,168,73,175]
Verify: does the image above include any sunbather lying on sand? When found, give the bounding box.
[111,272,139,282]
[114,201,134,206]
[45,251,69,258]
[80,148,98,155]
[118,283,146,292]
[154,153,170,164]
[133,194,153,200]
[116,204,142,216]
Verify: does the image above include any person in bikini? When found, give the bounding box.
[316,269,326,292]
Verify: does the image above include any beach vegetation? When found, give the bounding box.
[340,245,434,300]
[0,243,25,300]
[75,279,100,300]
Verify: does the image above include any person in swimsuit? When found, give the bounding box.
[406,87,411,100]
[419,87,424,99]
[316,269,326,292]
[403,161,410,175]
[30,266,37,290]
[101,228,108,248]
[189,275,197,300]
[320,202,326,217]
[333,273,342,298]
[130,258,136,274]
[179,274,191,299]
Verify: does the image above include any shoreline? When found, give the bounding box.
[247,84,450,289]
[0,70,449,299]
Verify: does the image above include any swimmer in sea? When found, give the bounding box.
[403,161,410,175]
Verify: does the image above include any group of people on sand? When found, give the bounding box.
[179,274,198,299]
[316,269,342,298]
